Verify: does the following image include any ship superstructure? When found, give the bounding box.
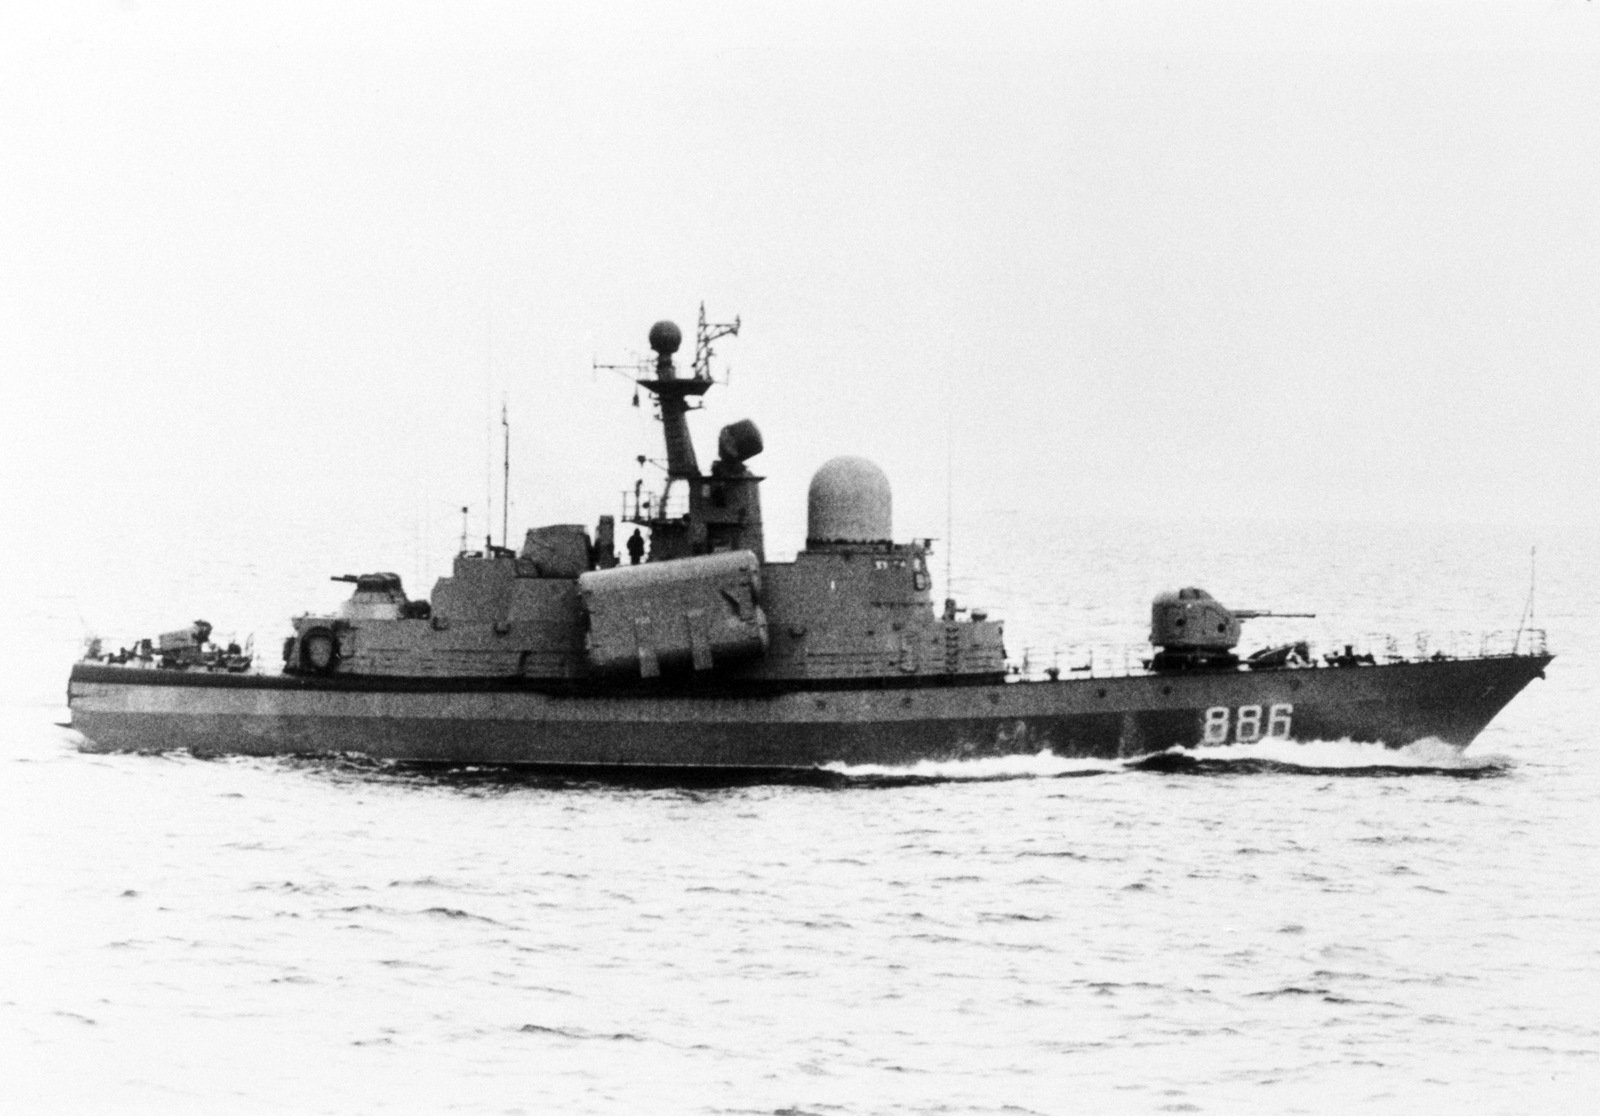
[276,315,1005,689]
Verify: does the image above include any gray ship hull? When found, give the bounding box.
[67,654,1550,769]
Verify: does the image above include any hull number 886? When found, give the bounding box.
[1201,703,1293,744]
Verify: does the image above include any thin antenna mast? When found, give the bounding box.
[501,396,510,549]
[484,313,494,550]
[1514,545,1536,652]
[945,410,954,603]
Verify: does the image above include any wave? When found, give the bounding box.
[824,738,1512,785]
[189,740,1510,791]
[821,751,1123,784]
[1124,737,1512,778]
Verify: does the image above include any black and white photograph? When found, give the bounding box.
[3,2,1596,1112]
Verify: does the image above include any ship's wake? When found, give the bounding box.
[1125,737,1512,778]
[823,738,1512,785]
[820,751,1125,785]
[261,738,1511,792]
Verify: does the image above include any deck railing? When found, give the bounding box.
[86,625,1549,683]
[621,482,692,524]
[1005,628,1549,682]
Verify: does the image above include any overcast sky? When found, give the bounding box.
[3,1,1597,633]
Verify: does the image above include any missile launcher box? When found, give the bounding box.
[578,549,768,678]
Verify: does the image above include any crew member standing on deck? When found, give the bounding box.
[626,528,645,565]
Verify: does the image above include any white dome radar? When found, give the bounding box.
[807,456,892,545]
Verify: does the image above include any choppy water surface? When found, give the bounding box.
[4,520,1598,1113]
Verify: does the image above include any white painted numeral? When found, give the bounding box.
[1267,702,1293,738]
[1235,704,1263,742]
[1201,702,1294,744]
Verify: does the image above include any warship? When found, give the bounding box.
[67,313,1551,771]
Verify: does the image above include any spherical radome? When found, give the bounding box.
[648,320,682,355]
[807,456,892,544]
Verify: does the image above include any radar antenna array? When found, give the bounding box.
[592,304,741,523]
[692,302,740,382]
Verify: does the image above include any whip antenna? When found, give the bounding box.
[1514,545,1536,652]
[501,396,510,549]
[484,310,494,550]
[945,410,954,601]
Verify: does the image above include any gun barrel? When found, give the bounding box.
[1234,610,1317,620]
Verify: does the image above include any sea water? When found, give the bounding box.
[3,517,1597,1114]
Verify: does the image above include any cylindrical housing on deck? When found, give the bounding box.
[578,550,768,677]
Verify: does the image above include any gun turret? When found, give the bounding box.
[331,572,422,620]
[1149,588,1314,671]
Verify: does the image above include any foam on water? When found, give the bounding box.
[823,749,1123,783]
[1155,736,1513,772]
[823,737,1511,785]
